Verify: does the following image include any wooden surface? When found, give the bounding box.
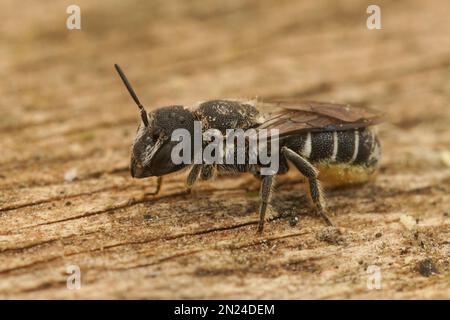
[0,0,449,299]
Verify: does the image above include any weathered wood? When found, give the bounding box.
[0,0,449,299]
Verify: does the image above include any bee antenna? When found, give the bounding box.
[114,64,149,127]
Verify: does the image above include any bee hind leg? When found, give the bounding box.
[281,147,334,227]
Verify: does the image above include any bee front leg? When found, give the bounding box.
[186,164,202,192]
[146,176,163,196]
[281,147,333,227]
[186,165,215,193]
[257,174,274,234]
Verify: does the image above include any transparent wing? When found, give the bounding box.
[256,100,383,138]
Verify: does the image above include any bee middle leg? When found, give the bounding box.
[257,174,274,234]
[200,165,215,180]
[281,147,333,226]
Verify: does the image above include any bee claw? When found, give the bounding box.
[317,210,334,227]
[257,223,265,234]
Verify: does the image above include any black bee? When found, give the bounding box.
[114,64,383,233]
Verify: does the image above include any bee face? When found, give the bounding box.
[130,106,195,177]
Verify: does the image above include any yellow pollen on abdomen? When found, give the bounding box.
[315,162,378,188]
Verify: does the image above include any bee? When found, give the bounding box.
[114,64,383,233]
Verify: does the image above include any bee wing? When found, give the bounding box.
[256,100,383,138]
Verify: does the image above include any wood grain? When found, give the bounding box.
[0,0,449,299]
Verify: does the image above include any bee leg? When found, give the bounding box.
[200,165,215,180]
[257,174,274,234]
[252,172,261,180]
[281,147,333,226]
[186,164,202,192]
[146,176,163,196]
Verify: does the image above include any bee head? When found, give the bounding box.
[131,106,195,177]
[114,64,195,178]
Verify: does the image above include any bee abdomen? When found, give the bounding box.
[285,128,380,167]
[354,129,380,166]
[336,130,355,162]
